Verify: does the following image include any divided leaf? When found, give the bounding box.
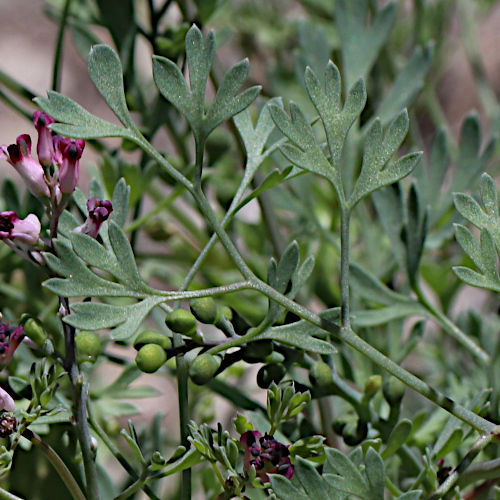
[34,91,132,140]
[349,110,421,208]
[88,44,135,129]
[153,25,260,142]
[335,0,396,90]
[453,173,500,291]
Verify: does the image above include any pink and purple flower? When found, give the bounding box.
[0,134,50,198]
[0,211,41,246]
[74,197,113,238]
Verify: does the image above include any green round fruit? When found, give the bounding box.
[134,330,171,351]
[75,332,101,364]
[190,297,221,325]
[165,309,197,336]
[189,353,221,385]
[136,344,167,373]
[309,361,333,387]
[257,363,286,389]
[243,340,274,363]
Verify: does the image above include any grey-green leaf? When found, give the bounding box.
[66,296,166,339]
[335,0,396,90]
[381,419,413,459]
[365,447,385,500]
[34,92,131,140]
[88,44,134,129]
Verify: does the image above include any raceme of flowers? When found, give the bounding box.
[0,112,113,250]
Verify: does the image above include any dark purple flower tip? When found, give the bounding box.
[58,138,85,194]
[33,111,55,130]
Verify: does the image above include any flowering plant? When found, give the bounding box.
[0,1,500,499]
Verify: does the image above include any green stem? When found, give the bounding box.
[173,331,191,500]
[73,368,100,500]
[61,301,100,500]
[429,430,499,499]
[113,470,148,500]
[0,88,32,121]
[52,0,73,92]
[124,185,184,234]
[414,283,490,364]
[0,69,36,103]
[0,487,23,500]
[339,206,351,329]
[249,280,496,434]
[133,119,496,434]
[88,407,161,500]
[25,429,85,500]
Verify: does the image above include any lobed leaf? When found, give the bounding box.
[35,92,131,140]
[88,44,135,129]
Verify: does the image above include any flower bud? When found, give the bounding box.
[165,309,197,336]
[136,344,167,373]
[33,111,56,167]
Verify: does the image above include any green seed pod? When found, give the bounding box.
[189,353,221,385]
[383,377,406,406]
[136,344,167,373]
[75,332,101,364]
[21,316,47,346]
[134,331,171,351]
[165,309,197,336]
[190,297,221,325]
[242,340,274,363]
[309,361,333,387]
[257,363,286,389]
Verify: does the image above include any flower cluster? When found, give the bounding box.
[0,412,17,437]
[0,112,113,250]
[0,112,85,203]
[240,430,294,483]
